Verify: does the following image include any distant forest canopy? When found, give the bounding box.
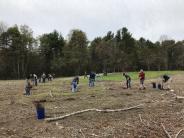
[0,22,184,79]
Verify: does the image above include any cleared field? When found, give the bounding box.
[0,71,184,138]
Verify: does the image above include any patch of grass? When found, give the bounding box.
[31,92,50,99]
[61,92,76,96]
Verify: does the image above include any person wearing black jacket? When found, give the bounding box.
[89,72,96,87]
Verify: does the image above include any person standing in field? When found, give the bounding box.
[25,76,32,95]
[33,74,38,86]
[42,73,46,83]
[48,74,52,81]
[139,69,145,90]
[89,72,96,87]
[71,76,79,92]
[84,71,87,79]
[123,72,131,89]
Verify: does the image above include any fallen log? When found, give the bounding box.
[45,104,143,122]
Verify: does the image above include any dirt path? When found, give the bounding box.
[0,75,184,138]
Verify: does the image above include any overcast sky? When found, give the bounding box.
[1,0,184,42]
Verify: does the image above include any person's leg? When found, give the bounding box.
[25,88,28,95]
[164,80,171,90]
[89,79,90,87]
[142,80,145,89]
[92,79,95,87]
[139,80,142,89]
[26,87,30,95]
[89,79,92,87]
[74,82,77,92]
[28,88,31,95]
[167,78,172,90]
[75,84,77,92]
[72,84,75,92]
[162,81,166,89]
[126,80,129,88]
[140,79,145,89]
[128,80,131,88]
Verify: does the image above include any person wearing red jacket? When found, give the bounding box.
[139,69,145,90]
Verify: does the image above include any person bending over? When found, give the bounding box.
[123,72,131,89]
[162,74,172,90]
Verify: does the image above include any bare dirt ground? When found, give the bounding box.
[0,74,184,138]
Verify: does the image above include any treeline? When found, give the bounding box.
[0,23,184,79]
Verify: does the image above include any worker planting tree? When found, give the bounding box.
[123,72,131,89]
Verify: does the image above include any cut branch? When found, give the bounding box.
[161,123,172,138]
[45,104,143,122]
[139,114,143,123]
[79,129,85,138]
[49,90,53,98]
[175,129,184,138]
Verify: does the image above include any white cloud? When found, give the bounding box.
[1,0,184,41]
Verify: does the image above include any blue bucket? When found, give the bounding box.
[36,107,45,119]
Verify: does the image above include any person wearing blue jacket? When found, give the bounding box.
[71,76,79,92]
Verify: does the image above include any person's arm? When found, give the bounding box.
[28,80,32,88]
[77,78,79,84]
[138,73,141,79]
